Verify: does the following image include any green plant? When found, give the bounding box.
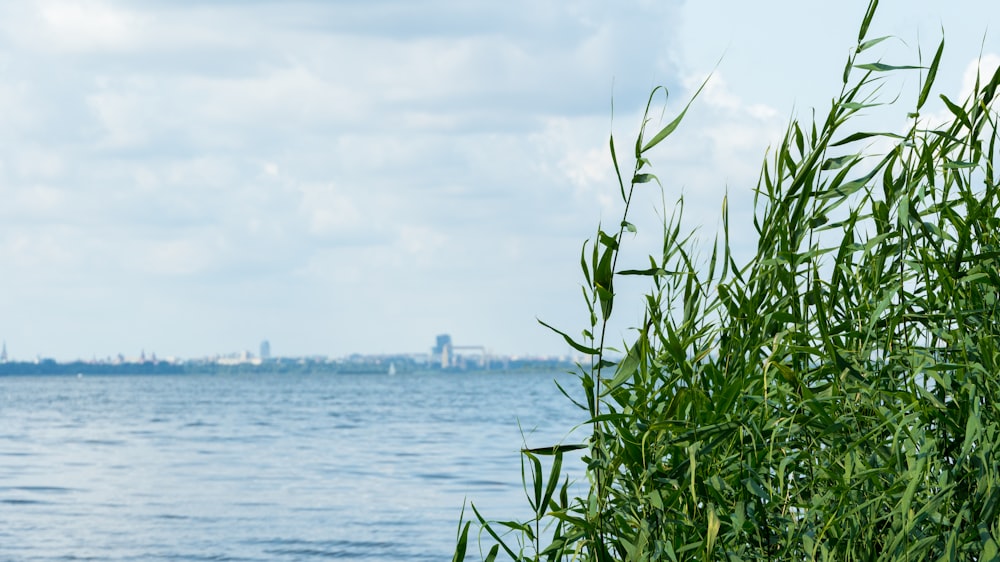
[455,1,1000,559]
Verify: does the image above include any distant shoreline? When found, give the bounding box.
[0,359,576,377]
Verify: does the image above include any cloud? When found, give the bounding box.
[0,0,728,359]
[87,88,153,149]
[297,183,365,239]
[958,54,1000,101]
[141,235,226,276]
[33,1,145,53]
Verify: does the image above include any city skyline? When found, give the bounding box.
[0,2,998,360]
[0,333,572,364]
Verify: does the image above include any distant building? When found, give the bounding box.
[260,340,271,360]
[432,334,452,368]
[1,341,6,363]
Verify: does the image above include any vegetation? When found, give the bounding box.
[454,1,1000,560]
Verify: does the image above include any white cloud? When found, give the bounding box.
[180,65,373,133]
[141,236,224,276]
[396,225,448,264]
[0,82,39,133]
[298,183,364,239]
[13,184,67,215]
[87,88,152,149]
[12,146,64,180]
[34,1,144,52]
[958,53,1000,101]
[909,53,1000,138]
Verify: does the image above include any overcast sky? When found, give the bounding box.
[0,1,998,361]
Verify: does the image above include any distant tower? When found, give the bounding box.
[432,334,452,368]
[1,341,6,363]
[260,340,271,360]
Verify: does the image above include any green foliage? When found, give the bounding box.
[456,1,1000,559]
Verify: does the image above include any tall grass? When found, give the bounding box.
[455,1,1000,559]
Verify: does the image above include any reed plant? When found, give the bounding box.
[455,1,1000,559]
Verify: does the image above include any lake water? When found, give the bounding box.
[0,370,588,561]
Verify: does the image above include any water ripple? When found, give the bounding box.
[261,538,404,560]
[0,371,585,561]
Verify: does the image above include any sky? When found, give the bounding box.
[0,1,998,361]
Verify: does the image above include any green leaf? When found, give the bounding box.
[538,451,563,517]
[770,311,800,324]
[451,520,471,562]
[522,444,587,455]
[596,284,614,320]
[961,411,982,460]
[471,504,520,561]
[855,62,922,72]
[960,271,991,284]
[819,165,881,199]
[898,452,925,517]
[831,131,904,147]
[594,242,615,320]
[865,290,896,335]
[981,525,1000,562]
[618,267,674,276]
[610,133,627,202]
[940,94,973,129]
[822,154,858,170]
[917,37,944,110]
[706,506,721,556]
[640,73,711,153]
[494,519,533,534]
[604,335,643,394]
[524,451,544,515]
[744,477,770,500]
[858,35,891,52]
[537,319,599,355]
[842,101,881,110]
[598,230,619,250]
[809,214,830,228]
[688,442,699,504]
[858,0,879,43]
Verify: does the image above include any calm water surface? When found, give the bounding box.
[0,371,587,561]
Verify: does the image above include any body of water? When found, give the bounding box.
[0,370,587,561]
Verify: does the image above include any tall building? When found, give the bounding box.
[1,341,6,363]
[432,334,452,368]
[260,340,271,360]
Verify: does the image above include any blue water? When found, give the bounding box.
[0,371,587,561]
